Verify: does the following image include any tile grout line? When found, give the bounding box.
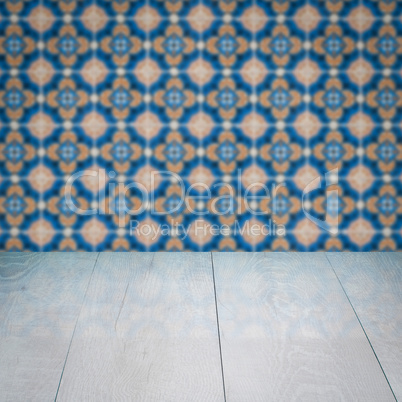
[210,252,227,402]
[144,0,151,253]
[38,0,44,251]
[357,0,364,252]
[54,251,100,402]
[198,0,204,253]
[324,253,397,402]
[251,0,257,253]
[1,15,397,21]
[91,0,97,252]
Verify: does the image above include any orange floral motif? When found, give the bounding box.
[206,77,249,121]
[47,186,89,228]
[2,237,25,252]
[0,184,36,227]
[207,185,244,226]
[214,0,246,14]
[313,131,356,171]
[377,237,397,251]
[365,77,402,121]
[205,24,249,67]
[111,237,130,252]
[206,131,248,174]
[58,238,79,251]
[165,237,184,251]
[369,0,399,14]
[259,185,301,226]
[270,0,302,14]
[325,237,345,252]
[50,0,84,14]
[259,24,303,67]
[259,131,302,174]
[312,184,355,228]
[46,77,89,121]
[153,77,196,120]
[366,184,402,227]
[46,131,90,174]
[3,0,32,14]
[99,184,144,227]
[46,24,90,67]
[154,184,196,225]
[271,237,290,252]
[99,130,143,174]
[0,77,36,121]
[366,24,402,67]
[217,237,237,251]
[154,131,195,173]
[319,0,353,14]
[259,77,302,121]
[0,24,36,67]
[100,23,143,67]
[366,131,402,174]
[155,0,189,14]
[152,24,196,67]
[99,77,142,121]
[0,131,36,174]
[312,24,355,68]
[103,0,138,14]
[313,77,355,121]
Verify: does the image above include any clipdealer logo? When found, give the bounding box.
[64,168,339,236]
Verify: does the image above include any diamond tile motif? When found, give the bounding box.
[0,0,401,251]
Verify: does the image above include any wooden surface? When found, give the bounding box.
[56,253,224,401]
[213,253,396,401]
[327,252,401,401]
[0,253,98,402]
[0,252,400,401]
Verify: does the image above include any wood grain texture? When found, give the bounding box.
[213,252,395,402]
[0,252,98,402]
[56,252,224,401]
[327,252,401,400]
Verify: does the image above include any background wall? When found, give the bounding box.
[0,0,401,251]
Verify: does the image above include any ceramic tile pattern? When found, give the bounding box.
[0,0,401,251]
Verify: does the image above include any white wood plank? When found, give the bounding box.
[0,252,98,402]
[57,252,224,401]
[327,252,401,400]
[213,252,395,402]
